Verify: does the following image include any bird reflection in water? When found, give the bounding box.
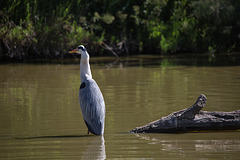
[82,136,106,160]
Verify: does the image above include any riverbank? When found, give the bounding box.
[1,52,240,67]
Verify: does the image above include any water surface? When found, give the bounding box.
[0,55,240,159]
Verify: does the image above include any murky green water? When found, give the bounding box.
[0,55,240,159]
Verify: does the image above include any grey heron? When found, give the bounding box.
[69,45,105,135]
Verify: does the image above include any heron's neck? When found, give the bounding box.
[80,58,92,82]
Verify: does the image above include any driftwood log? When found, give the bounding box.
[130,94,240,133]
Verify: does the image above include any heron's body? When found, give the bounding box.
[79,79,105,135]
[70,45,105,135]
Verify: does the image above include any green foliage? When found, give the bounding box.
[191,0,239,53]
[148,0,197,53]
[0,0,240,59]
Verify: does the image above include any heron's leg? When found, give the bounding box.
[84,120,90,135]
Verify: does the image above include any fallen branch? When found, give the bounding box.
[101,42,119,57]
[130,94,240,133]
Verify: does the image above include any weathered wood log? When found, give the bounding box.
[130,94,240,133]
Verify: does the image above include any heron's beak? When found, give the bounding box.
[69,49,78,53]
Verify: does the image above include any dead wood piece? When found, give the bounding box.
[130,94,240,133]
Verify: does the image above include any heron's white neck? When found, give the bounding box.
[80,52,92,82]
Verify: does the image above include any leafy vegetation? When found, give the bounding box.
[0,0,240,59]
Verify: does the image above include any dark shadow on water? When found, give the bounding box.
[15,135,106,159]
[15,134,96,139]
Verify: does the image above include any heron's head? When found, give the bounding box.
[69,45,87,55]
[69,45,90,61]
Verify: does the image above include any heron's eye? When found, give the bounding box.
[78,46,84,50]
[78,45,87,52]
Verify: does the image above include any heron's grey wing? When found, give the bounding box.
[79,79,105,135]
